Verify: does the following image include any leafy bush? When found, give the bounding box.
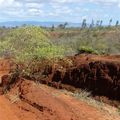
[50,27,120,55]
[0,26,65,62]
[0,26,65,77]
[77,46,98,54]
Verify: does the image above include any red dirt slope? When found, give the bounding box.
[0,56,119,120]
[0,96,19,120]
[7,79,120,120]
[42,54,120,101]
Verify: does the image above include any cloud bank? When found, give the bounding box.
[0,0,120,22]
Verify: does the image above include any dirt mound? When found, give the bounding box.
[7,79,120,120]
[0,56,120,120]
[0,55,120,106]
[41,54,120,102]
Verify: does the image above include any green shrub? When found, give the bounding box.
[0,26,65,62]
[0,26,65,77]
[77,46,99,54]
[50,27,120,55]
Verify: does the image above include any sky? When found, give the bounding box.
[0,0,120,24]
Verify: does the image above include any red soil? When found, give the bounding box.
[0,59,19,120]
[0,55,120,120]
[41,54,120,102]
[7,79,120,120]
[0,95,19,120]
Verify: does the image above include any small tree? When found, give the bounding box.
[109,19,112,26]
[58,24,64,29]
[64,22,68,28]
[58,22,68,29]
[51,24,55,31]
[2,26,6,29]
[96,20,100,27]
[81,19,87,28]
[115,20,119,27]
[100,20,103,27]
[89,19,94,28]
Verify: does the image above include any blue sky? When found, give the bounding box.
[0,0,120,24]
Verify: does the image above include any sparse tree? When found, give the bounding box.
[58,24,64,29]
[2,26,6,29]
[89,19,94,28]
[81,19,87,28]
[96,20,100,27]
[100,20,103,27]
[58,22,68,29]
[22,24,27,27]
[109,19,112,26]
[115,20,119,27]
[51,24,55,31]
[64,22,68,28]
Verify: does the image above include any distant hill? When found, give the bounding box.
[0,21,81,27]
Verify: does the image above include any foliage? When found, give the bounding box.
[50,27,120,55]
[0,26,65,77]
[0,26,65,62]
[0,25,120,77]
[77,46,98,54]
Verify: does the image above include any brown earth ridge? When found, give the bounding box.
[0,54,120,120]
[40,54,120,102]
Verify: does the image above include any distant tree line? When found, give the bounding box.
[0,19,119,30]
[81,19,119,29]
[50,19,120,31]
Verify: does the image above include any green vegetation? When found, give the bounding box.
[0,25,120,77]
[77,46,98,54]
[0,26,65,76]
[50,27,120,55]
[0,26,65,62]
[1,25,120,61]
[1,25,118,59]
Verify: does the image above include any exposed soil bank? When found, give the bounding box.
[41,54,120,102]
[7,79,120,120]
[0,55,120,120]
[0,54,120,106]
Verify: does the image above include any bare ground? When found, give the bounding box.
[4,79,120,120]
[0,55,120,120]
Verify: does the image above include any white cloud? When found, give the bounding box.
[26,3,44,8]
[0,0,14,7]
[0,0,120,22]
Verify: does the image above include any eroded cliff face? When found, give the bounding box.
[40,54,120,100]
[0,54,120,104]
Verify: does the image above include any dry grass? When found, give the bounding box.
[60,89,120,117]
[6,91,20,104]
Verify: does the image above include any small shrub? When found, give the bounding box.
[77,46,99,54]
